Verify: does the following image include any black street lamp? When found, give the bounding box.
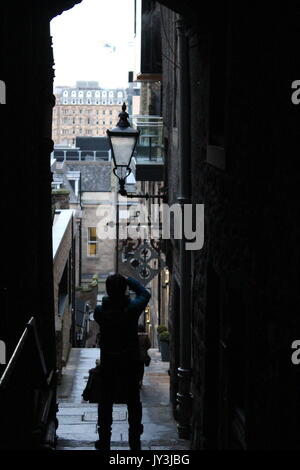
[107,102,140,197]
[107,103,166,200]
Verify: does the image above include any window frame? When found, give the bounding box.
[87,227,98,257]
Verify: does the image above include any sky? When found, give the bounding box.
[50,0,136,89]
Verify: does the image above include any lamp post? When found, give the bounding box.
[107,103,166,272]
[107,102,140,271]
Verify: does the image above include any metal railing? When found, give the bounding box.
[0,317,57,450]
[51,149,111,162]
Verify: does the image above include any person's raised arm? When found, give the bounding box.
[127,276,151,310]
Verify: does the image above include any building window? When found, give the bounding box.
[87,91,92,97]
[109,91,113,97]
[87,228,97,256]
[102,100,107,105]
[95,91,100,97]
[71,90,76,97]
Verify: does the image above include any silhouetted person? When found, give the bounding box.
[94,274,151,451]
[137,324,151,388]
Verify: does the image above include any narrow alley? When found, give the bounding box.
[1,0,299,452]
[56,348,190,451]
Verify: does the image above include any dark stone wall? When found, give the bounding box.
[0,0,80,448]
[160,2,300,450]
[0,1,58,368]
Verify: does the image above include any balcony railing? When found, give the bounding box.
[132,115,164,163]
[51,149,111,162]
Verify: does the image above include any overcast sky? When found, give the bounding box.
[50,0,135,89]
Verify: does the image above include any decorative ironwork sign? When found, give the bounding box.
[119,238,165,285]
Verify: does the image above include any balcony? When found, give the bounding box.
[132,115,164,181]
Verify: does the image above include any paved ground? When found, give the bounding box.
[56,348,191,451]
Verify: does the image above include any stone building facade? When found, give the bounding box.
[51,157,115,290]
[52,81,127,146]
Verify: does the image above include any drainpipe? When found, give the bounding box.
[79,173,82,285]
[176,15,193,440]
[116,190,119,273]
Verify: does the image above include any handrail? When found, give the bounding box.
[0,317,57,449]
[0,317,48,390]
[0,321,31,389]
